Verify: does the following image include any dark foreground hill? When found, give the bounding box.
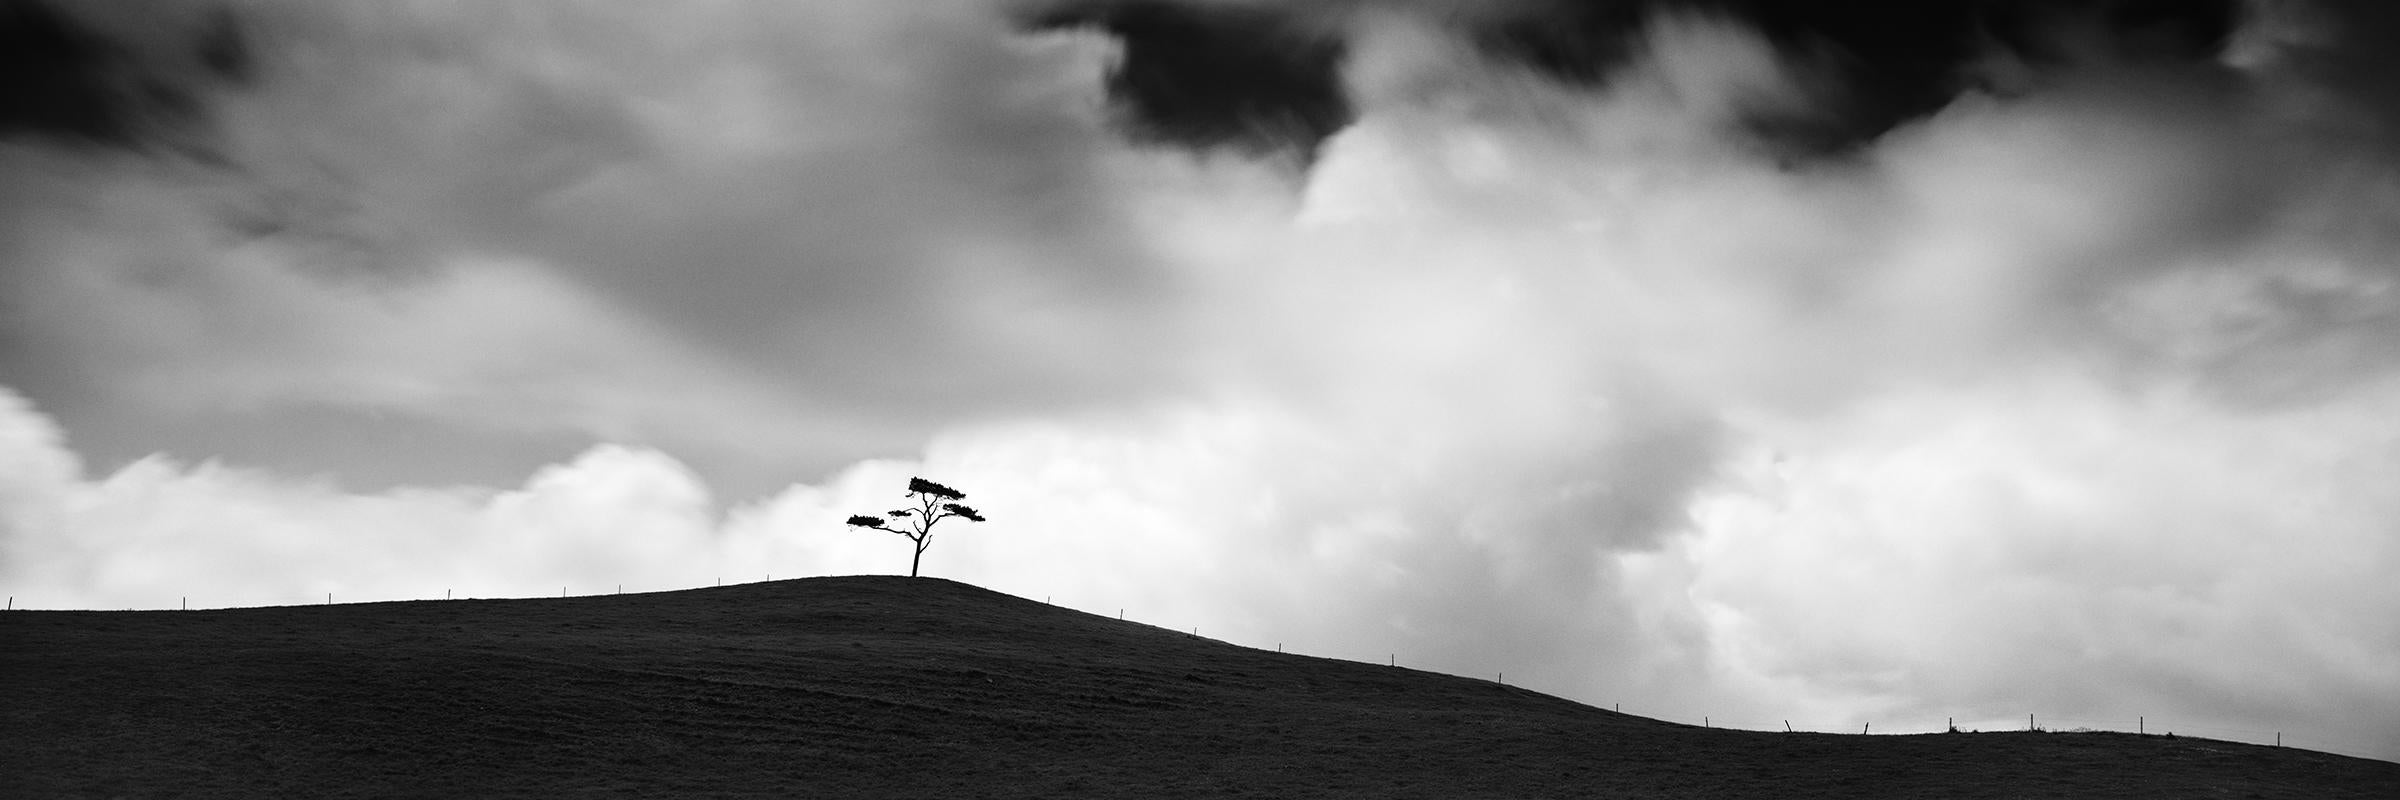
[4,578,2395,799]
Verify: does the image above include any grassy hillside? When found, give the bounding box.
[5,576,2394,798]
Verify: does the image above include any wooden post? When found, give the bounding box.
[2139,716,2144,734]
[327,592,332,605]
[2276,732,2281,747]
[1704,716,1709,728]
[1863,722,1870,734]
[182,597,187,610]
[2029,713,2035,731]
[1785,721,1792,732]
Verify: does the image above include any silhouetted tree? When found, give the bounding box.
[846,477,986,578]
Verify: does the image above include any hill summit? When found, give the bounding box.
[6,576,2395,798]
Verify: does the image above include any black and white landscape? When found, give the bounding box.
[4,0,2399,788]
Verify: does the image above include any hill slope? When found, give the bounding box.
[5,576,2395,798]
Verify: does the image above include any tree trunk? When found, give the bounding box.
[910,545,923,578]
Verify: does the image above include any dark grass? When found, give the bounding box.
[5,577,2395,798]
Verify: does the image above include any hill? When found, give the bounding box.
[5,576,2395,798]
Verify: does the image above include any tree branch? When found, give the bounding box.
[849,477,987,577]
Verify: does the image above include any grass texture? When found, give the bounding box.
[5,576,2395,798]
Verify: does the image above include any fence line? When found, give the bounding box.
[1057,598,2328,755]
[1632,710,2316,751]
[0,580,2338,756]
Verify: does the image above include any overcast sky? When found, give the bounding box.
[5,0,2398,761]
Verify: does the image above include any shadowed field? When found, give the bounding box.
[5,576,2395,798]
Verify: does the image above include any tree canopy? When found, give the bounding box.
[848,477,985,577]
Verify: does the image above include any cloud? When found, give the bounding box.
[924,7,2399,756]
[1658,371,2400,753]
[0,0,249,152]
[1,385,753,607]
[1024,0,1354,157]
[4,0,2400,762]
[3,0,1186,493]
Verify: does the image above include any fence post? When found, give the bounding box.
[2276,732,2281,747]
[1863,722,1870,734]
[2029,713,2035,731]
[1704,716,1709,728]
[1785,721,1792,732]
[2139,716,2144,735]
[327,592,332,606]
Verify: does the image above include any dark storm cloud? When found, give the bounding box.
[1026,0,2244,159]
[2256,1,2400,155]
[0,0,248,153]
[1022,0,1354,158]
[1475,0,2242,156]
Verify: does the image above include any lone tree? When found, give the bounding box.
[846,477,986,578]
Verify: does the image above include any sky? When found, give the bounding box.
[4,0,2398,761]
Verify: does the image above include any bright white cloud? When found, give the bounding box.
[0,390,728,608]
[1661,371,2400,752]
